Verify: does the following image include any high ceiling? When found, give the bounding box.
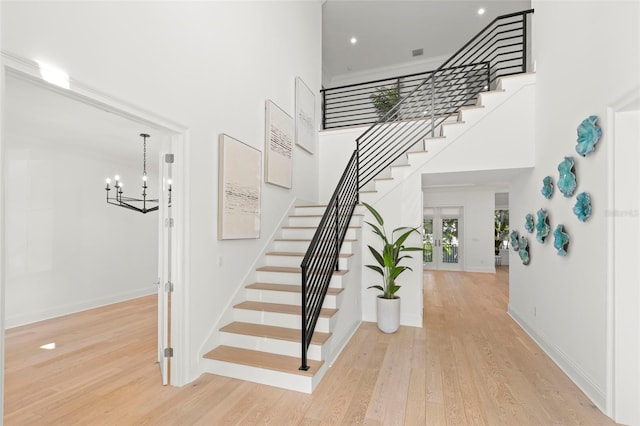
[322,0,531,81]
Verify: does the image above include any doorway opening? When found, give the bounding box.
[1,53,189,396]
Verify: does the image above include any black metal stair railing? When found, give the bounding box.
[300,9,533,371]
[322,9,534,131]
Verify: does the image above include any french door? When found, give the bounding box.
[423,207,463,270]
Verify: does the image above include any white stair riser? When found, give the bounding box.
[219,332,325,361]
[281,227,359,240]
[288,216,363,228]
[202,359,314,394]
[245,288,342,308]
[266,254,350,270]
[458,107,486,123]
[440,122,466,138]
[273,239,355,254]
[257,270,345,286]
[233,308,334,333]
[294,206,327,216]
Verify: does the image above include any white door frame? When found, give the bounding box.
[605,87,640,424]
[0,51,191,395]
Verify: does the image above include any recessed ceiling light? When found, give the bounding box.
[350,37,357,45]
[477,7,486,15]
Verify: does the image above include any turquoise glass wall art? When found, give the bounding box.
[553,224,570,256]
[536,209,550,243]
[576,115,602,157]
[558,157,577,197]
[518,236,530,265]
[573,192,592,222]
[524,213,534,233]
[541,176,554,199]
[510,230,519,251]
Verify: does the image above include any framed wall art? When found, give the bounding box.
[264,100,293,188]
[218,133,261,240]
[295,76,316,154]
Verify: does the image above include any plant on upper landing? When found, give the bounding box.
[362,202,422,300]
[370,85,401,121]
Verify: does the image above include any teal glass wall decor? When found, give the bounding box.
[573,192,592,222]
[536,209,550,243]
[553,224,570,256]
[518,236,530,265]
[524,213,534,233]
[510,230,520,250]
[575,115,602,157]
[541,176,554,199]
[558,156,577,197]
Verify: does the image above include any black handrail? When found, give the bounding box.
[300,9,533,371]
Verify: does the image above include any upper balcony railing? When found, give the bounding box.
[321,9,533,130]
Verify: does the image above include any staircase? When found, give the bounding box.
[202,9,534,394]
[202,205,362,393]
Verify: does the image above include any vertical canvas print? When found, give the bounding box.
[295,76,316,154]
[265,100,293,188]
[218,134,261,239]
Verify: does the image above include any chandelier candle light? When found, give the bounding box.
[105,133,166,214]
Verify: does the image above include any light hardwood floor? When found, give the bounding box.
[5,268,615,425]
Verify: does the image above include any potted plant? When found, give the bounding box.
[362,202,422,333]
[370,85,401,121]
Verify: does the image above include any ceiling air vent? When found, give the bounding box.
[412,48,424,57]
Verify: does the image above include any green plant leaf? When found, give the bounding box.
[367,285,385,292]
[362,202,384,226]
[365,265,384,276]
[367,246,385,268]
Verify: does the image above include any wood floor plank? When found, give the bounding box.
[4,268,617,425]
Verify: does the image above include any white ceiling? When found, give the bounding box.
[422,168,527,189]
[322,0,531,81]
[4,73,168,173]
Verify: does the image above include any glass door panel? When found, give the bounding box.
[441,217,459,265]
[424,207,462,270]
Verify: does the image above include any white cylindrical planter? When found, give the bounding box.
[376,296,400,333]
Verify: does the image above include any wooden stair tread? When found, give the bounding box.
[203,346,322,377]
[282,225,362,229]
[289,214,364,218]
[266,251,352,258]
[234,301,338,317]
[273,238,357,242]
[220,321,331,344]
[246,282,344,295]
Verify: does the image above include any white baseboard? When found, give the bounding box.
[6,287,156,329]
[508,305,607,413]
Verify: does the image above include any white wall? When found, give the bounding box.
[508,0,640,415]
[4,134,159,327]
[325,54,448,88]
[1,1,322,384]
[423,187,496,273]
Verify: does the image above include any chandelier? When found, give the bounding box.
[105,133,160,214]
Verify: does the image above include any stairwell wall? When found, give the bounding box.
[507,0,640,414]
[1,1,322,384]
